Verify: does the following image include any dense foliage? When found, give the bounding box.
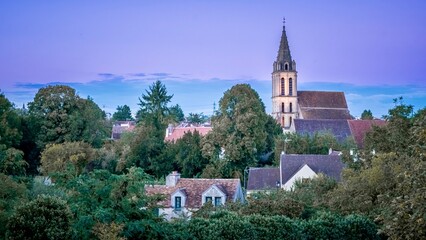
[0,83,424,239]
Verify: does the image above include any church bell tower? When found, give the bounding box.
[272,19,298,130]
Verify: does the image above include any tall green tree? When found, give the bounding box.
[126,124,173,177]
[364,97,413,154]
[136,80,173,130]
[131,81,178,177]
[112,105,134,121]
[174,131,209,177]
[28,85,109,150]
[202,84,270,177]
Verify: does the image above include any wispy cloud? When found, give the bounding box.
[3,75,425,120]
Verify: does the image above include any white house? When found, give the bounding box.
[145,171,244,220]
[247,153,345,194]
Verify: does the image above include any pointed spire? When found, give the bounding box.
[275,17,293,71]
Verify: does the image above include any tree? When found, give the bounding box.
[274,132,344,164]
[0,92,22,149]
[126,124,173,177]
[360,109,373,120]
[169,104,185,123]
[6,195,72,240]
[55,167,162,239]
[202,84,269,177]
[0,173,27,236]
[112,105,134,121]
[0,146,27,176]
[187,112,208,124]
[174,131,209,177]
[364,98,413,154]
[40,141,95,177]
[28,85,109,150]
[136,80,173,130]
[131,81,177,177]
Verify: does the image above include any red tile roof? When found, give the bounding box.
[145,178,241,208]
[165,126,212,142]
[348,120,387,148]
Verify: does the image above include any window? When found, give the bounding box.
[175,196,181,210]
[282,117,285,126]
[205,197,212,203]
[285,63,288,70]
[290,116,293,127]
[289,102,293,112]
[281,103,285,113]
[214,197,222,206]
[280,78,285,95]
[289,78,293,96]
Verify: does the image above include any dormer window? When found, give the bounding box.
[175,196,181,210]
[202,185,226,206]
[284,63,288,71]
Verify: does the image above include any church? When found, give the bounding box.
[272,21,357,141]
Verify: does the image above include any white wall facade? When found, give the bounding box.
[282,164,317,190]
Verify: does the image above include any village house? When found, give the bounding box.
[165,123,212,142]
[247,152,345,194]
[111,120,136,140]
[145,171,244,220]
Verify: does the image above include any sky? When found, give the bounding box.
[1,0,425,118]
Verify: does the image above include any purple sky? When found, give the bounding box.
[1,1,425,118]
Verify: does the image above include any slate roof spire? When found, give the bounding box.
[274,18,295,72]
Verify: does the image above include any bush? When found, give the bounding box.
[6,195,72,240]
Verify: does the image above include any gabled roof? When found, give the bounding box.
[145,178,240,208]
[294,119,352,142]
[165,126,212,142]
[298,91,348,109]
[348,119,387,148]
[280,154,344,184]
[247,167,280,191]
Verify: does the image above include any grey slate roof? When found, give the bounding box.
[280,154,345,184]
[247,167,280,191]
[294,119,352,142]
[276,23,293,69]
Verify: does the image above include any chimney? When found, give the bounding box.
[166,124,174,136]
[166,171,180,187]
